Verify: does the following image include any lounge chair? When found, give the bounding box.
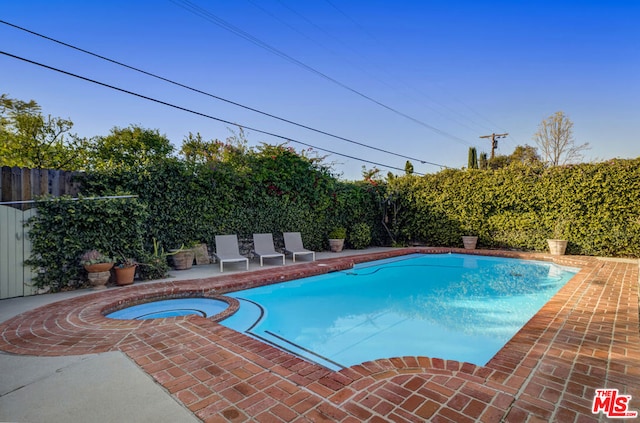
[283,232,315,262]
[213,235,249,272]
[252,233,285,266]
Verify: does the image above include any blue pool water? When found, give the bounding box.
[220,253,578,370]
[106,298,228,320]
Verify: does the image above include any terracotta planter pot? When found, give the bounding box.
[84,262,114,273]
[114,266,136,285]
[329,239,345,252]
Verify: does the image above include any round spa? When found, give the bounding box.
[106,297,230,320]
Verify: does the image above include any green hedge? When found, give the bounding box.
[78,145,385,256]
[26,195,148,291]
[387,158,640,256]
[28,145,385,290]
[28,149,640,292]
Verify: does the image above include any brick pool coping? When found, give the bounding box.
[0,248,638,422]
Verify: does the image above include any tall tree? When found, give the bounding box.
[467,147,478,169]
[180,132,225,164]
[91,125,174,170]
[0,94,90,169]
[361,166,381,184]
[533,111,589,166]
[179,128,249,166]
[404,160,414,175]
[479,152,488,170]
[510,145,541,165]
[488,145,542,169]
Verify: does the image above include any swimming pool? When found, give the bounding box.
[220,253,578,370]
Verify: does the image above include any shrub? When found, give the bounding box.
[328,227,347,239]
[136,239,170,280]
[387,159,640,257]
[349,223,372,249]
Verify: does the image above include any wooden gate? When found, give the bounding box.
[0,205,38,299]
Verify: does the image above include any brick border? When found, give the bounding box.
[1,249,638,422]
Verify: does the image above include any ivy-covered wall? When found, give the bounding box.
[27,145,387,291]
[80,146,386,254]
[27,151,640,292]
[26,195,148,290]
[387,158,640,256]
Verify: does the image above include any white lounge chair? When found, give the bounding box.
[213,235,249,272]
[252,233,285,266]
[283,232,315,262]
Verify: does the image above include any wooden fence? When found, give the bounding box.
[0,166,84,210]
[0,167,83,298]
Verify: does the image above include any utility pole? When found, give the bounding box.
[479,133,508,159]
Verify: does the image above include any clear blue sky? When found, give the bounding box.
[2,1,638,179]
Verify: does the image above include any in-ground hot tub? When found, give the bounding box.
[105,297,232,320]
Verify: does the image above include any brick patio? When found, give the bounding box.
[0,248,638,422]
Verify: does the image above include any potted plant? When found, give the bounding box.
[328,227,347,252]
[81,249,114,272]
[461,235,478,250]
[460,219,481,250]
[80,249,114,289]
[138,238,171,280]
[547,218,568,255]
[169,243,196,270]
[114,257,137,286]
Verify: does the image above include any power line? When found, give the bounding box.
[249,2,485,139]
[268,1,488,136]
[320,1,505,137]
[169,0,473,147]
[0,19,439,167]
[250,0,396,92]
[0,50,436,176]
[323,0,383,48]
